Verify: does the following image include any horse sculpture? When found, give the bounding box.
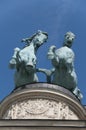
[9,30,48,88]
[47,31,83,100]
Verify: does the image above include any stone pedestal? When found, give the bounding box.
[0,83,86,130]
[0,83,86,120]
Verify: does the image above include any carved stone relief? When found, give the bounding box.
[3,99,79,119]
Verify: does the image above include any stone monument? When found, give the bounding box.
[0,31,86,130]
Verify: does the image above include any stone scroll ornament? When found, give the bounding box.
[9,30,48,88]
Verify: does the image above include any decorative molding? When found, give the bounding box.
[3,99,79,119]
[0,83,86,119]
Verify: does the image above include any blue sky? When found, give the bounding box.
[0,0,86,105]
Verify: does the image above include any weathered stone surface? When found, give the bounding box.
[3,99,78,119]
[0,120,86,130]
[0,83,86,119]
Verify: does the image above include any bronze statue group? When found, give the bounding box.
[9,30,83,101]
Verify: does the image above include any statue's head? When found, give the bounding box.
[22,30,48,48]
[32,30,48,47]
[63,31,75,48]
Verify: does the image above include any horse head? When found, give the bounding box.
[63,31,75,48]
[21,30,48,51]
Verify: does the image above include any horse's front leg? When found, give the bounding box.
[37,68,55,83]
[47,45,56,60]
[73,87,83,101]
[9,47,20,69]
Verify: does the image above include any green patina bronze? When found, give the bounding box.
[9,30,48,88]
[9,31,83,101]
[47,32,83,100]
